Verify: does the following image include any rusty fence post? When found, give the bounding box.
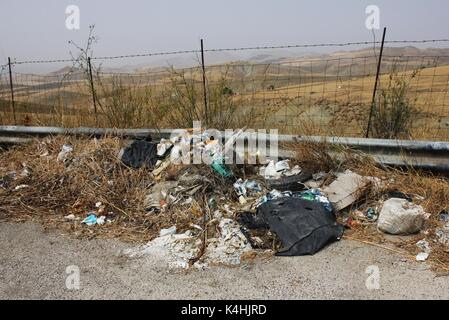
[200,39,208,126]
[366,27,387,138]
[8,57,16,124]
[87,57,98,124]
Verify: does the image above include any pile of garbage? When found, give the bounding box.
[1,129,448,271]
[116,129,446,269]
[112,129,351,269]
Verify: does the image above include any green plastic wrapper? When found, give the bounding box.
[210,157,233,178]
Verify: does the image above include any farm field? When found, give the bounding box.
[1,47,449,140]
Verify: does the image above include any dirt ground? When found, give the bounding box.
[1,221,448,300]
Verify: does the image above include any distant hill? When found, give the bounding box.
[46,46,449,77]
[47,66,82,76]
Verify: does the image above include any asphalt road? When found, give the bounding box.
[1,221,448,299]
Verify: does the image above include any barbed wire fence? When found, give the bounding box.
[1,37,449,141]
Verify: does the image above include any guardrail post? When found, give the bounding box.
[8,57,16,124]
[366,27,387,138]
[87,57,98,124]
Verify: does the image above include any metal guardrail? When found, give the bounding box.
[1,126,448,172]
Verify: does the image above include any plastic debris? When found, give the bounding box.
[20,165,31,177]
[160,226,177,237]
[353,207,378,222]
[344,216,362,229]
[377,198,429,235]
[96,216,106,225]
[57,144,73,162]
[82,213,106,226]
[387,190,413,202]
[283,165,302,177]
[207,197,217,210]
[119,140,160,169]
[0,171,17,188]
[298,189,333,214]
[364,208,378,221]
[260,160,278,179]
[156,138,173,157]
[266,172,312,192]
[82,214,98,226]
[210,158,233,178]
[254,197,344,256]
[152,158,171,177]
[304,171,328,189]
[245,180,262,193]
[254,189,290,207]
[274,160,290,172]
[238,195,248,205]
[416,240,431,253]
[259,160,297,179]
[144,181,179,212]
[416,252,429,262]
[436,225,449,247]
[205,128,245,178]
[312,172,327,181]
[234,179,262,198]
[439,210,449,222]
[254,188,332,213]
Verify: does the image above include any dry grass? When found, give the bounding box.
[0,136,229,243]
[292,138,375,173]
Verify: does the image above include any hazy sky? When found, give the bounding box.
[1,0,449,67]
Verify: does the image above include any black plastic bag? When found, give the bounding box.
[266,172,312,191]
[120,140,159,169]
[257,197,344,256]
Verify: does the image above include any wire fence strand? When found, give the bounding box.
[8,38,449,65]
[1,38,449,141]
